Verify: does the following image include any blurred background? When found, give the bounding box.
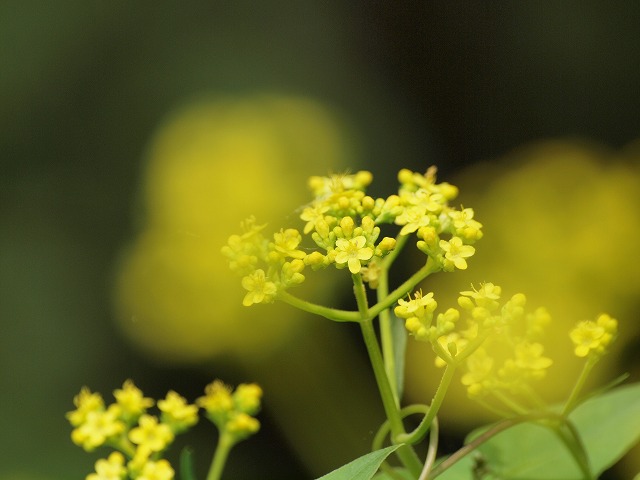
[1,2,640,479]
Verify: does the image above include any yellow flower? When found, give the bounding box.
[570,314,618,357]
[158,391,199,432]
[513,341,553,377]
[86,451,127,480]
[71,404,125,452]
[395,205,431,236]
[137,459,174,480]
[394,290,437,320]
[128,415,174,452]
[114,380,154,422]
[461,348,494,397]
[334,236,373,274]
[226,412,260,440]
[197,380,234,426]
[439,236,475,270]
[241,269,278,306]
[67,387,104,427]
[270,228,307,261]
[233,383,263,415]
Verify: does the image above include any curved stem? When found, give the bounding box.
[395,363,456,445]
[277,290,360,322]
[418,417,439,480]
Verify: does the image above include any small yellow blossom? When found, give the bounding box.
[461,348,494,397]
[394,290,437,320]
[513,341,553,377]
[86,451,127,480]
[71,404,125,452]
[439,236,475,270]
[233,383,263,415]
[67,387,104,427]
[226,412,260,438]
[128,415,174,452]
[158,391,199,432]
[448,207,483,242]
[114,380,154,422]
[241,269,278,306]
[570,314,618,357]
[334,236,373,274]
[197,380,234,426]
[300,203,330,234]
[137,459,174,480]
[270,228,307,260]
[395,205,431,236]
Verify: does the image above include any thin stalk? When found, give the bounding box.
[562,355,598,415]
[206,431,234,480]
[395,363,456,445]
[277,290,360,322]
[376,233,411,407]
[353,274,423,477]
[418,417,439,480]
[427,418,522,478]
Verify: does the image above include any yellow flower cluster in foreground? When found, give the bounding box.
[67,379,261,480]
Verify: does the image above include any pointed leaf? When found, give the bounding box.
[179,447,197,480]
[316,445,403,480]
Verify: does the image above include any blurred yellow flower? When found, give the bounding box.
[114,95,356,363]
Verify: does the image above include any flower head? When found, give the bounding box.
[241,269,278,306]
[71,404,125,452]
[86,451,127,480]
[158,391,199,433]
[334,236,373,274]
[570,313,618,357]
[439,236,475,271]
[114,380,154,423]
[136,459,174,480]
[128,415,174,453]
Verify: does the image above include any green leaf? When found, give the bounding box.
[431,454,477,480]
[372,467,414,480]
[316,445,403,480]
[464,382,640,479]
[392,313,408,400]
[179,447,197,480]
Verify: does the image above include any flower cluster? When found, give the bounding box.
[570,313,618,358]
[196,380,263,444]
[67,379,260,480]
[398,282,620,415]
[223,168,483,305]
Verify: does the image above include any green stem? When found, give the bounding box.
[418,417,439,480]
[277,290,360,322]
[395,363,456,445]
[376,236,409,406]
[206,430,234,480]
[368,256,440,319]
[562,355,598,415]
[427,417,522,478]
[353,274,423,477]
